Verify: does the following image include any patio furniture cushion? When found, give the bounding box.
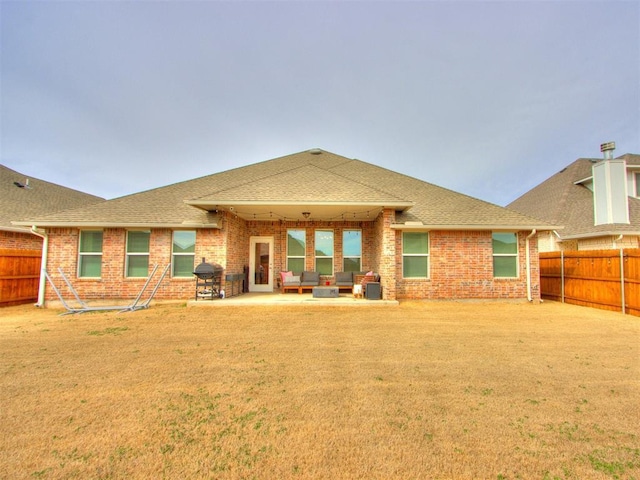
[335,271,354,286]
[361,271,375,285]
[284,275,301,285]
[280,271,293,284]
[300,271,320,286]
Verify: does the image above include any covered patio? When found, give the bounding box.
[187,292,399,307]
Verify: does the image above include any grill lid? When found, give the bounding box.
[193,258,224,277]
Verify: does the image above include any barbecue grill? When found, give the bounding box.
[193,258,224,300]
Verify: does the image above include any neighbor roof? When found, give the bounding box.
[507,154,640,239]
[1,164,104,234]
[14,149,555,231]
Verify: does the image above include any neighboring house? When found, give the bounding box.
[14,149,556,303]
[1,164,104,249]
[1,164,104,306]
[508,144,640,252]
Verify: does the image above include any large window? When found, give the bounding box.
[126,231,150,277]
[315,230,334,275]
[78,230,103,278]
[493,232,518,278]
[172,231,196,277]
[343,230,362,272]
[403,232,429,278]
[287,229,306,272]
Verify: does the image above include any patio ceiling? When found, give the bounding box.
[185,201,413,222]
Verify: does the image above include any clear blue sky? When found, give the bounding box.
[1,1,638,206]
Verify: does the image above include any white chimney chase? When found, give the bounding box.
[593,142,630,225]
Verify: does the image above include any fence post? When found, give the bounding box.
[561,250,565,304]
[620,248,626,315]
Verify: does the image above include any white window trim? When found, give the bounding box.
[78,230,103,278]
[402,231,430,279]
[125,230,150,278]
[286,229,306,272]
[172,231,196,278]
[315,229,334,276]
[343,229,362,272]
[492,232,519,278]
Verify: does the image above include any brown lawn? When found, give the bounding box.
[1,301,638,479]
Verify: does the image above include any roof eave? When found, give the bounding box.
[12,220,222,229]
[391,223,561,231]
[1,225,34,234]
[558,230,640,240]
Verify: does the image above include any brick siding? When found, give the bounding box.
[395,230,539,300]
[0,231,43,250]
[42,211,540,303]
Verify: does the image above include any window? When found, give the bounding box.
[315,230,334,275]
[403,232,429,278]
[636,172,640,197]
[126,231,150,277]
[78,230,103,278]
[287,229,306,272]
[343,230,362,272]
[172,231,196,277]
[493,232,518,278]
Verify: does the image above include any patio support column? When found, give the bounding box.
[378,208,396,300]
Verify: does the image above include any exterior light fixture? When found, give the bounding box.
[302,212,311,219]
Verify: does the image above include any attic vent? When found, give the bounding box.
[309,148,322,155]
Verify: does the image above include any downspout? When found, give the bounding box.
[30,226,48,307]
[526,229,537,302]
[612,234,623,249]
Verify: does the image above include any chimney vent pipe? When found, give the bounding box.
[600,141,616,160]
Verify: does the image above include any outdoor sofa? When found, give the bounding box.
[280,271,320,294]
[279,270,380,295]
[335,271,380,291]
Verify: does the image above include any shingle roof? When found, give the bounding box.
[14,149,554,230]
[507,154,640,238]
[1,164,104,233]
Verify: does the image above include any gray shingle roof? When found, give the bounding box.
[507,154,640,238]
[15,149,554,230]
[1,164,104,233]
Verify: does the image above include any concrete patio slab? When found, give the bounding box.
[187,292,399,307]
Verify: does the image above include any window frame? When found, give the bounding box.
[172,230,196,278]
[492,232,519,278]
[286,229,306,273]
[78,230,103,278]
[314,229,334,276]
[342,229,362,272]
[402,231,429,279]
[125,230,150,278]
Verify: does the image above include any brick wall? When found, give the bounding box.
[42,222,541,302]
[0,230,43,250]
[45,227,202,302]
[395,230,540,301]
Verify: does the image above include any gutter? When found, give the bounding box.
[560,230,640,240]
[13,221,222,229]
[390,224,558,231]
[30,226,48,307]
[526,229,537,302]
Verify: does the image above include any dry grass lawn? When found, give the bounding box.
[1,300,639,479]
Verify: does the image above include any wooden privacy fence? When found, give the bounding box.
[0,249,42,307]
[540,249,640,316]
